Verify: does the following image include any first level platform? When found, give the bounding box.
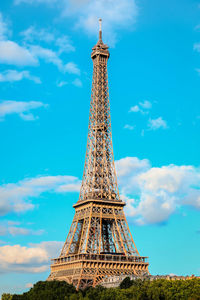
[48,253,149,289]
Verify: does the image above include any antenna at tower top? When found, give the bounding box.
[99,18,102,41]
[99,18,102,31]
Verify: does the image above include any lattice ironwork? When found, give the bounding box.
[78,21,120,203]
[59,203,140,256]
[48,19,149,289]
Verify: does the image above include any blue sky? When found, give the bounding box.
[0,0,200,296]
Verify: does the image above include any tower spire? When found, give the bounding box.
[99,18,102,41]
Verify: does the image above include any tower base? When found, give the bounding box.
[48,253,149,289]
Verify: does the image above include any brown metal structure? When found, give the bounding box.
[48,19,149,289]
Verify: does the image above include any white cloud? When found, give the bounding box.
[139,100,152,109]
[3,158,200,226]
[30,45,63,70]
[0,70,41,83]
[116,157,150,194]
[15,0,138,46]
[21,26,75,54]
[116,157,150,177]
[30,45,80,74]
[15,0,58,4]
[20,113,38,121]
[129,105,140,113]
[0,222,44,236]
[141,129,145,136]
[0,12,77,72]
[0,241,63,273]
[65,62,80,75]
[0,100,47,121]
[194,43,200,52]
[148,117,168,130]
[68,0,138,46]
[21,26,54,43]
[8,227,44,236]
[72,78,82,87]
[0,12,10,40]
[194,24,200,31]
[129,101,152,114]
[0,13,39,67]
[57,81,68,87]
[115,157,200,225]
[0,175,81,216]
[124,124,135,130]
[57,182,81,192]
[0,40,38,66]
[56,36,75,54]
[196,68,200,76]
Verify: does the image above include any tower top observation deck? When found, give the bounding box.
[91,19,109,59]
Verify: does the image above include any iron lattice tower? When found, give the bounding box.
[48,20,149,289]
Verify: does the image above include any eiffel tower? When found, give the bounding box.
[48,19,149,289]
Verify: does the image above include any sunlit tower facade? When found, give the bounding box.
[48,19,149,290]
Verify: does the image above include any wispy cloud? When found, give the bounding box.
[0,12,78,75]
[14,0,58,5]
[139,100,152,109]
[0,12,11,40]
[57,78,82,88]
[67,0,138,46]
[129,100,152,114]
[0,70,41,83]
[15,0,138,46]
[65,62,80,75]
[0,100,47,121]
[0,175,81,216]
[129,105,140,113]
[57,81,68,87]
[0,225,44,236]
[194,24,200,31]
[56,36,75,54]
[128,101,167,133]
[9,226,44,236]
[194,43,200,52]
[124,124,135,130]
[30,45,80,74]
[21,26,75,53]
[116,157,200,225]
[30,45,63,69]
[72,78,82,87]
[195,68,200,75]
[21,26,54,43]
[148,117,168,130]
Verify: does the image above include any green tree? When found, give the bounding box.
[4,278,200,300]
[2,294,13,300]
[119,277,133,289]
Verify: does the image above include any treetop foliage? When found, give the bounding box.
[2,277,200,300]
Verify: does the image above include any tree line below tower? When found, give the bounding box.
[2,277,200,300]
